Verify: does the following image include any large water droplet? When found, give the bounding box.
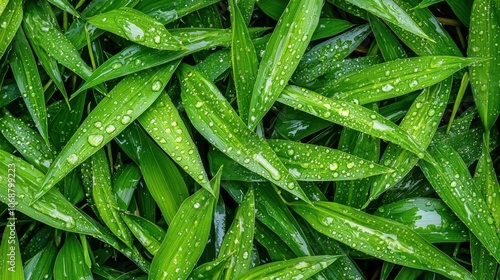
[88,134,104,147]
[67,154,79,164]
[382,84,394,92]
[151,80,162,91]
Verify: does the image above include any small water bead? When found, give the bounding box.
[151,80,162,91]
[106,125,116,133]
[193,202,200,209]
[111,63,123,69]
[94,122,102,128]
[121,115,131,124]
[67,154,79,164]
[382,84,394,92]
[450,181,457,187]
[0,22,7,29]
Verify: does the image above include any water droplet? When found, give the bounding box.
[480,84,487,91]
[329,163,338,171]
[106,125,116,133]
[121,115,131,124]
[151,80,162,91]
[450,181,457,187]
[1,22,7,29]
[67,154,79,164]
[428,109,436,116]
[194,202,200,209]
[154,35,161,44]
[111,63,122,69]
[382,84,394,92]
[88,134,104,147]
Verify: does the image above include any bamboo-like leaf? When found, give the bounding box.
[46,0,81,18]
[447,0,472,27]
[112,163,141,210]
[291,201,475,280]
[22,7,101,92]
[137,128,190,224]
[293,24,372,84]
[388,0,462,57]
[47,93,86,150]
[180,64,308,202]
[468,0,500,130]
[136,0,219,25]
[268,139,391,181]
[23,0,69,103]
[9,28,48,143]
[234,255,339,280]
[420,144,500,263]
[122,213,165,256]
[366,78,452,203]
[75,28,263,94]
[230,0,258,123]
[0,215,23,280]
[334,118,381,208]
[24,243,57,280]
[344,0,430,40]
[37,62,177,202]
[82,149,134,247]
[310,18,356,41]
[189,256,231,280]
[0,0,22,59]
[374,198,468,243]
[219,187,255,279]
[53,234,92,279]
[474,140,500,229]
[368,14,406,61]
[248,0,322,129]
[277,85,426,158]
[138,87,211,193]
[322,56,476,104]
[87,8,184,50]
[470,233,497,280]
[0,0,8,17]
[0,109,55,173]
[149,168,222,280]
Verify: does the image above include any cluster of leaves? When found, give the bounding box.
[0,0,499,279]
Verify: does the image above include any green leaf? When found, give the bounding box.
[234,255,339,280]
[293,24,372,84]
[188,256,230,280]
[291,201,475,280]
[37,62,177,202]
[136,0,220,25]
[468,0,500,130]
[367,78,452,203]
[310,18,356,41]
[53,234,92,279]
[24,243,57,280]
[230,0,258,123]
[0,109,55,173]
[218,187,255,279]
[322,56,476,105]
[138,85,211,193]
[122,213,165,256]
[81,149,134,247]
[248,0,323,129]
[0,215,23,280]
[75,28,254,94]
[23,0,69,104]
[87,7,184,50]
[343,0,430,40]
[277,85,426,158]
[180,64,309,202]
[474,139,500,229]
[268,139,391,181]
[374,198,468,243]
[112,163,141,210]
[149,168,222,280]
[368,14,406,61]
[9,28,49,143]
[420,144,500,263]
[470,233,497,280]
[0,0,22,59]
[46,0,81,18]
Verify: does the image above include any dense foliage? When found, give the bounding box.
[0,0,499,279]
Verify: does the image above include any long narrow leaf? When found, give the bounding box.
[37,62,177,202]
[180,64,309,202]
[248,0,322,129]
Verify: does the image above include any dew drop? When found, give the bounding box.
[106,125,116,133]
[111,63,122,69]
[382,84,394,92]
[67,154,79,164]
[121,115,131,124]
[88,134,104,147]
[151,80,162,91]
[194,202,200,209]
